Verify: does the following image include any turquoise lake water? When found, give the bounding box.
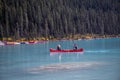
[0,38,120,80]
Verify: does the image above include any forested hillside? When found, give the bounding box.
[0,0,120,40]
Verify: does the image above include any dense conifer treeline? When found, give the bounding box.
[0,0,120,39]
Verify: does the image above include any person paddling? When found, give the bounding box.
[57,44,61,50]
[73,43,78,50]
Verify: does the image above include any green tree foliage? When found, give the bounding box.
[0,0,120,39]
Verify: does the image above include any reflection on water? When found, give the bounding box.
[59,54,61,63]
[27,62,104,74]
[50,52,84,56]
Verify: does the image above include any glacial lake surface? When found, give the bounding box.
[0,38,120,80]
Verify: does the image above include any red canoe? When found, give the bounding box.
[50,48,83,53]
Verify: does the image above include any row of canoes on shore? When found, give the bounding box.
[0,41,46,46]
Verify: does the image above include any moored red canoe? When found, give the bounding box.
[28,41,37,44]
[0,41,5,46]
[5,42,20,45]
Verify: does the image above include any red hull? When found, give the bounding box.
[50,48,83,53]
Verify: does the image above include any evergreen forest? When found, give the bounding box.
[0,0,120,40]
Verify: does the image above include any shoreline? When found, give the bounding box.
[49,34,120,41]
[0,34,120,42]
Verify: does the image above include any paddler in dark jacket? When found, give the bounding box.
[57,44,61,50]
[73,44,78,50]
